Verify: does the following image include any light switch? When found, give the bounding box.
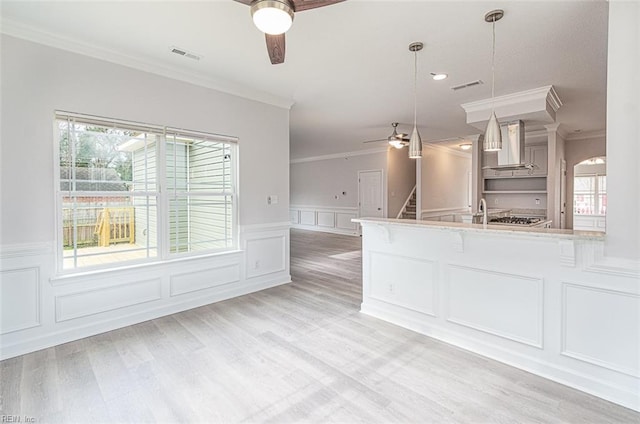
[267,195,278,205]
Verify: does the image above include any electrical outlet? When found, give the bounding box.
[389,283,395,294]
[254,260,260,269]
[267,195,279,205]
[535,198,541,205]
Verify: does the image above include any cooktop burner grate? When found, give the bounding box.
[489,216,542,225]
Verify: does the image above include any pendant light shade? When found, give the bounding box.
[483,9,504,151]
[408,126,422,158]
[483,111,502,151]
[408,41,423,159]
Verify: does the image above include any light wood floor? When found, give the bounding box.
[2,229,639,423]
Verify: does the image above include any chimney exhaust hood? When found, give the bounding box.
[482,120,535,171]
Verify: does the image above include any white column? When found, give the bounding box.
[470,134,484,213]
[545,123,559,228]
[606,0,640,259]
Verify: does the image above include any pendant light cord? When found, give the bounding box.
[413,49,418,127]
[491,16,496,110]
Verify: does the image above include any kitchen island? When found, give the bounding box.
[353,217,639,411]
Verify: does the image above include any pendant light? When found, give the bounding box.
[483,9,504,152]
[408,42,423,159]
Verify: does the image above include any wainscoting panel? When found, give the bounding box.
[0,267,40,334]
[245,235,286,279]
[1,223,291,361]
[336,213,358,230]
[299,211,316,226]
[369,252,436,316]
[562,282,640,377]
[446,265,544,348]
[170,264,240,297]
[289,209,300,224]
[55,278,162,322]
[290,205,359,236]
[317,212,335,228]
[574,215,606,232]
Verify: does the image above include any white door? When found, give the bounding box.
[358,170,384,218]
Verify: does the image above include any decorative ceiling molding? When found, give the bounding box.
[0,18,295,110]
[290,147,388,164]
[461,85,563,130]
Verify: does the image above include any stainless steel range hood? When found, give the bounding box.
[483,120,535,171]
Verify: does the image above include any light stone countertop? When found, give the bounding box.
[352,217,606,241]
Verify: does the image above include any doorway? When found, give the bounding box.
[572,157,606,232]
[358,170,384,219]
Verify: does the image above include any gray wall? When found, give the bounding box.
[421,146,472,212]
[290,151,387,209]
[0,35,290,245]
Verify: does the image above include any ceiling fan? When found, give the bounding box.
[363,123,410,149]
[233,0,345,64]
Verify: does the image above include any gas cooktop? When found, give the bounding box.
[489,216,542,226]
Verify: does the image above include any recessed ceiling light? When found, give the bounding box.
[459,143,472,150]
[431,73,448,81]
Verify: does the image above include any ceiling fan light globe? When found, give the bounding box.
[408,126,422,159]
[483,112,502,151]
[389,139,404,149]
[251,0,294,35]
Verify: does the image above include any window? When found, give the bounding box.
[574,174,606,215]
[56,112,237,272]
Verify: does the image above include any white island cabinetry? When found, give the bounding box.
[354,218,639,412]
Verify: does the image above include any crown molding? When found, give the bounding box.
[290,147,388,164]
[462,85,562,114]
[0,18,295,110]
[462,85,563,130]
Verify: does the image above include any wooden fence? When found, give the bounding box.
[62,205,134,247]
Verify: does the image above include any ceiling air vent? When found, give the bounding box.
[170,46,201,61]
[451,80,483,91]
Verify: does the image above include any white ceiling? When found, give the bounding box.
[1,0,609,159]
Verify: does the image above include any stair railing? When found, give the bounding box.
[396,185,417,219]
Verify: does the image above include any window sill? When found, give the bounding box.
[51,249,243,286]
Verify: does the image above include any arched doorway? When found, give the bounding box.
[573,157,606,232]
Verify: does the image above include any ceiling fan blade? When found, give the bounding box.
[362,139,387,144]
[232,0,252,4]
[265,33,286,64]
[292,0,345,11]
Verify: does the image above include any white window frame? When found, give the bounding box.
[574,172,606,216]
[53,111,239,275]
